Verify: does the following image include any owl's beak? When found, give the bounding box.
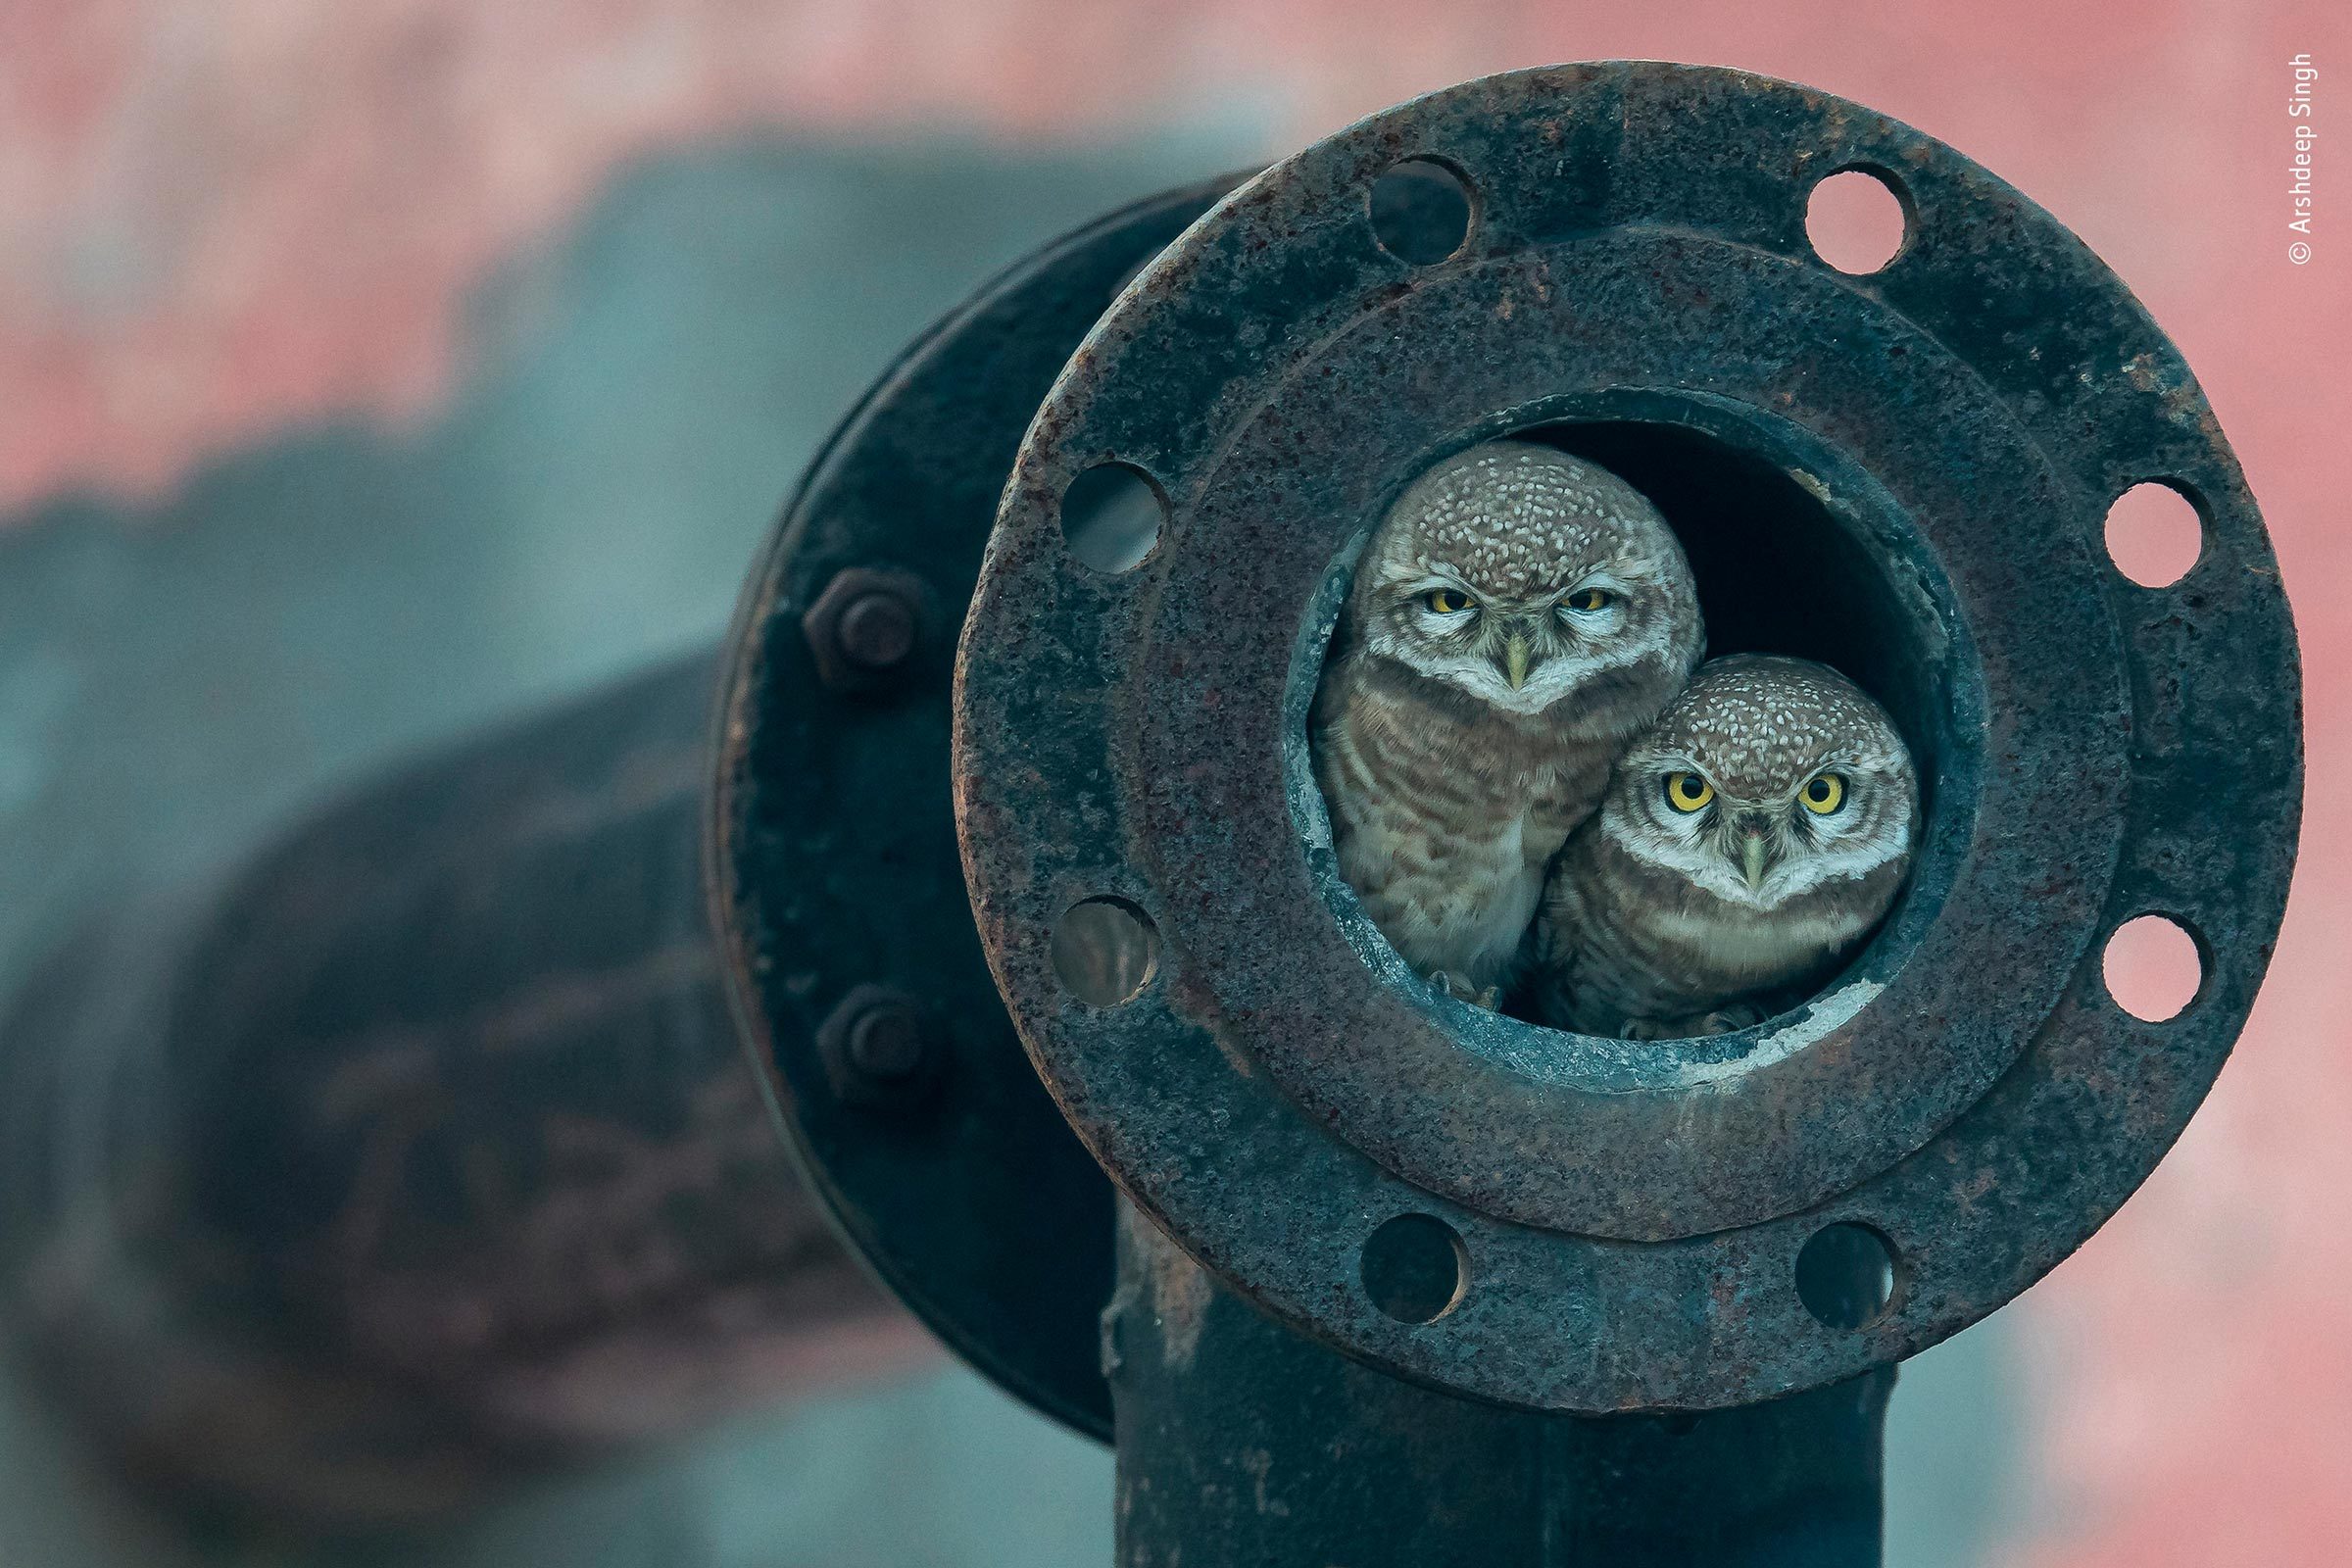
[1735,816,1774,892]
[1501,631,1533,690]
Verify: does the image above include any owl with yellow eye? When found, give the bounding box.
[1531,654,1921,1038]
[1309,440,1703,1003]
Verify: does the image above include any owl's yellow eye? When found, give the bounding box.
[1662,771,1715,813]
[1800,773,1847,815]
[1561,587,1614,613]
[1421,588,1476,615]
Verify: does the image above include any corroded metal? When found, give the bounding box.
[1109,1201,1891,1566]
[0,655,917,1530]
[818,985,941,1107]
[956,63,2301,1412]
[0,60,2301,1561]
[710,175,1250,1442]
[0,180,1257,1535]
[803,565,932,692]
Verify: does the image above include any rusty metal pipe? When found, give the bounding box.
[0,61,2301,1564]
[0,651,919,1532]
[0,174,1244,1536]
[1108,1203,1890,1567]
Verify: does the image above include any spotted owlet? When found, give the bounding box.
[1309,440,1704,1001]
[1532,654,1920,1038]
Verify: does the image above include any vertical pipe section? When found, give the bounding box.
[0,651,915,1531]
[1108,1201,1890,1566]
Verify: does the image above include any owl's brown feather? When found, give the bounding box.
[1534,656,1919,1036]
[1309,441,1703,994]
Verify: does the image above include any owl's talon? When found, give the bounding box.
[1697,1003,1767,1036]
[1424,970,1502,1009]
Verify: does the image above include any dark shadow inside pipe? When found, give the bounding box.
[1519,415,1948,798]
[1294,388,1974,1061]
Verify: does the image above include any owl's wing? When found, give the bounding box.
[1523,854,1588,1030]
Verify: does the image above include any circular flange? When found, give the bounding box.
[710,175,1248,1443]
[955,63,2301,1410]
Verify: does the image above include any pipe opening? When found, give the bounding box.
[1296,392,1969,1065]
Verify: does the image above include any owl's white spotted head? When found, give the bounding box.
[1348,441,1704,729]
[1603,654,1920,913]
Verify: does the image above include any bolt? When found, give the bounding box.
[818,984,938,1108]
[802,567,930,693]
[1099,1299,1128,1381]
[836,590,917,671]
[846,999,925,1078]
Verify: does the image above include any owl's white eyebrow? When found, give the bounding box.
[1556,569,1635,599]
[1814,749,1904,776]
[1395,570,1478,597]
[1642,753,1712,780]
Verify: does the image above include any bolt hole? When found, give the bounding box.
[1059,462,1168,574]
[1360,1213,1468,1324]
[2102,913,2206,1022]
[1795,1222,1899,1331]
[2103,480,2206,589]
[1805,168,1910,275]
[1368,157,1474,266]
[1051,896,1159,1006]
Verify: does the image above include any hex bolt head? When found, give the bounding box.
[846,1000,925,1078]
[803,568,930,693]
[836,592,917,671]
[1098,1298,1129,1383]
[818,984,938,1108]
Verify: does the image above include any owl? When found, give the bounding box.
[1309,440,1704,1002]
[1532,654,1920,1038]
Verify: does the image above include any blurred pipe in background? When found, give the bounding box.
[0,651,925,1534]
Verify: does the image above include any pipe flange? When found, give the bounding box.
[712,176,1249,1442]
[955,64,2300,1409]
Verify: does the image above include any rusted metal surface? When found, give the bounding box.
[1109,1200,1891,1565]
[956,63,2301,1411]
[710,175,1250,1443]
[0,60,2302,1558]
[0,654,918,1531]
[803,565,934,692]
[818,985,941,1108]
[0,179,1263,1536]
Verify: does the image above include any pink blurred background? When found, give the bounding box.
[2,1,2345,1561]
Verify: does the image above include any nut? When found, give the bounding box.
[817,984,938,1108]
[836,591,917,671]
[803,567,930,692]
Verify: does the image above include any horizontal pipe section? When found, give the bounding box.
[0,650,920,1533]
